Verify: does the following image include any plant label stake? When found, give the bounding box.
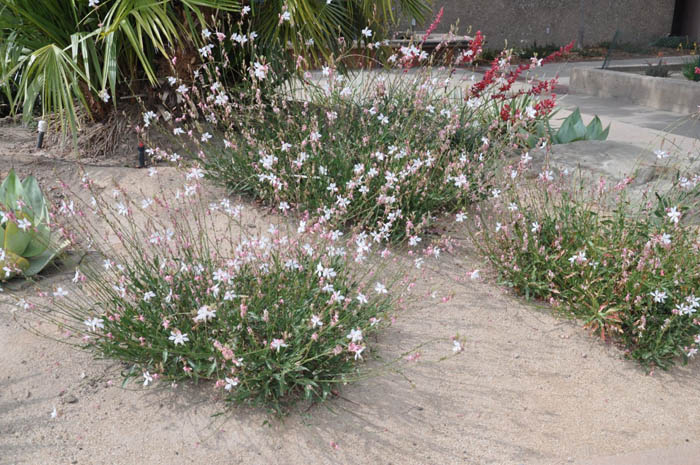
[37,120,47,149]
[138,142,146,168]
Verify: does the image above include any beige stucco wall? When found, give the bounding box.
[406,0,675,48]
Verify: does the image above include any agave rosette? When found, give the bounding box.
[0,169,65,280]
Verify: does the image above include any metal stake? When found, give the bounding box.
[138,142,146,168]
[37,120,47,149]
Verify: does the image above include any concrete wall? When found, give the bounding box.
[570,66,700,114]
[409,0,675,48]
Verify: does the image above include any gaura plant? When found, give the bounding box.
[0,169,65,280]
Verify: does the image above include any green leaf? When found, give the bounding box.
[24,239,67,276]
[585,115,603,140]
[20,175,47,220]
[555,108,587,144]
[0,169,22,211]
[585,116,610,141]
[206,360,217,377]
[4,218,31,256]
[21,224,49,258]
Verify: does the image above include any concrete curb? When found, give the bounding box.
[570,67,700,114]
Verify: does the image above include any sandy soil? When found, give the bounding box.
[1,125,699,465]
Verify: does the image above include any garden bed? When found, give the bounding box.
[570,64,700,114]
[2,125,700,465]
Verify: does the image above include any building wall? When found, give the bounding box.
[678,0,700,41]
[411,0,675,48]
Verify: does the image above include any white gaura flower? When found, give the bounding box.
[568,250,587,264]
[310,315,323,328]
[187,167,204,180]
[361,27,372,38]
[347,328,363,342]
[660,233,672,245]
[667,206,681,224]
[409,235,422,247]
[142,111,157,127]
[169,330,189,346]
[53,287,68,297]
[356,293,368,304]
[193,305,216,323]
[270,338,287,351]
[374,282,387,294]
[654,149,670,159]
[17,218,31,231]
[224,377,239,391]
[253,62,268,80]
[84,317,104,332]
[116,202,128,216]
[650,290,667,303]
[539,170,554,182]
[143,371,153,386]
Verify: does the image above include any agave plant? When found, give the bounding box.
[552,108,610,145]
[0,169,65,280]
